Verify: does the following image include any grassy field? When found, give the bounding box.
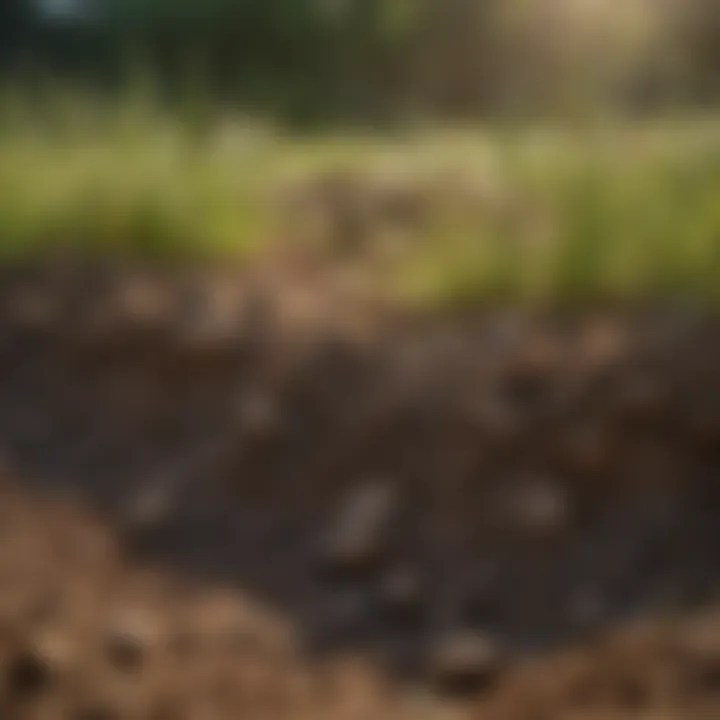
[1,91,720,308]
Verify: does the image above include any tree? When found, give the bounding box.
[0,0,40,71]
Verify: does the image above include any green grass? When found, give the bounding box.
[1,89,720,307]
[381,122,720,308]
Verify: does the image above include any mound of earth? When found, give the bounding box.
[1,265,720,718]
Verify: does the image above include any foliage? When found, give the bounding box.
[2,0,719,122]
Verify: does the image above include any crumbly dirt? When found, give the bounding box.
[1,263,720,718]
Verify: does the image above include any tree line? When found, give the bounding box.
[1,0,718,123]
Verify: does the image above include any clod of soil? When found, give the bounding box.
[316,480,399,582]
[5,634,68,699]
[104,615,156,674]
[378,566,424,625]
[495,475,573,536]
[429,631,504,697]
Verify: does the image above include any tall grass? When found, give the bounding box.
[389,123,720,307]
[0,88,277,262]
[1,89,720,307]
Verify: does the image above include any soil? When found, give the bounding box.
[1,262,720,718]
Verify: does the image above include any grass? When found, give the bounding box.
[1,88,720,308]
[0,98,273,262]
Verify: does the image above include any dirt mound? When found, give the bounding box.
[1,268,720,718]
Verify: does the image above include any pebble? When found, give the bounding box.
[104,613,157,674]
[500,476,573,536]
[237,389,280,442]
[122,478,176,531]
[6,650,53,697]
[6,632,71,697]
[106,632,146,674]
[378,566,424,625]
[317,480,398,581]
[429,631,504,697]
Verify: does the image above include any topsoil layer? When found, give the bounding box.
[1,265,720,719]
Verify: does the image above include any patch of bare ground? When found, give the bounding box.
[1,263,720,718]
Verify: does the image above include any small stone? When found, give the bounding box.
[116,278,170,326]
[105,614,156,673]
[6,634,70,697]
[429,631,504,697]
[6,652,51,697]
[378,567,424,624]
[122,478,175,530]
[500,476,572,536]
[317,480,398,582]
[106,633,145,673]
[237,389,280,442]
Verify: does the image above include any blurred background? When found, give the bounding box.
[2,0,720,123]
[2,3,720,720]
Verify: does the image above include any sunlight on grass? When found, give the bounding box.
[1,89,720,307]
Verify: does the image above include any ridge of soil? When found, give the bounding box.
[1,264,720,718]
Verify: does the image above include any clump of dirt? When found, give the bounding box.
[1,265,720,718]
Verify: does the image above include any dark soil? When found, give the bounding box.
[1,263,720,718]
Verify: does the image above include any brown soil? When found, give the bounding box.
[1,263,720,718]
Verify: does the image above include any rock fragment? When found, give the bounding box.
[317,480,398,582]
[104,613,158,674]
[429,631,504,697]
[6,632,71,698]
[378,566,424,625]
[498,475,573,536]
